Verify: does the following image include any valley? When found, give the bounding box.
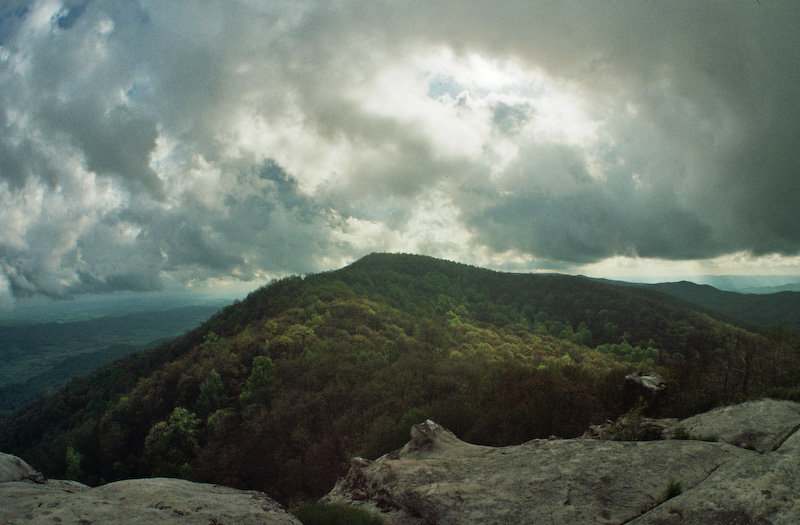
[0,303,229,418]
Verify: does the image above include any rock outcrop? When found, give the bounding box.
[0,453,44,484]
[0,454,301,524]
[623,371,666,412]
[668,397,800,452]
[631,427,800,524]
[631,398,800,524]
[5,398,799,524]
[326,399,800,524]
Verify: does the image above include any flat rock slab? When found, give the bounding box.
[326,421,751,525]
[670,398,800,452]
[632,429,800,524]
[0,454,300,525]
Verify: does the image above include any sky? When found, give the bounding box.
[1,0,799,308]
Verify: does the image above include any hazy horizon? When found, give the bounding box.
[3,256,799,325]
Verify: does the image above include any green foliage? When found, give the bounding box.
[596,342,659,366]
[292,501,384,525]
[65,446,83,481]
[669,426,716,442]
[658,479,683,504]
[765,385,800,401]
[240,355,275,406]
[360,408,427,460]
[610,399,646,441]
[672,426,691,440]
[201,331,220,348]
[197,369,226,419]
[144,407,201,478]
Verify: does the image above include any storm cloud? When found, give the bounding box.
[1,1,799,303]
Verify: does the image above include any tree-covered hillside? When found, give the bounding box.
[595,278,800,333]
[1,253,798,505]
[645,281,800,332]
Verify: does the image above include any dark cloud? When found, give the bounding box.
[54,2,86,30]
[417,1,800,263]
[1,1,799,303]
[42,101,163,197]
[466,182,717,264]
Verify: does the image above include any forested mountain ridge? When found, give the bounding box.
[644,281,800,333]
[593,276,800,333]
[1,253,798,505]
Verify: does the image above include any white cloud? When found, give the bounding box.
[1,0,799,303]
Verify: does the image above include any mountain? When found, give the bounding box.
[0,291,236,325]
[643,281,800,333]
[0,253,797,506]
[740,282,800,294]
[592,277,800,333]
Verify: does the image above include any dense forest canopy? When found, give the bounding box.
[1,253,798,505]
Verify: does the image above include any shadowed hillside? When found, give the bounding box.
[594,277,800,333]
[645,281,800,332]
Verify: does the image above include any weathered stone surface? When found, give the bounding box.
[327,400,800,525]
[623,371,666,412]
[389,419,492,459]
[0,454,301,524]
[326,421,750,524]
[0,452,43,484]
[6,399,799,524]
[631,428,800,524]
[668,398,800,452]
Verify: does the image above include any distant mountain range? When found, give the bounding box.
[739,282,800,294]
[594,278,800,333]
[0,291,238,325]
[647,282,800,332]
[638,275,800,294]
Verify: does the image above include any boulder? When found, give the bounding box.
[623,371,666,413]
[0,452,44,484]
[0,454,301,524]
